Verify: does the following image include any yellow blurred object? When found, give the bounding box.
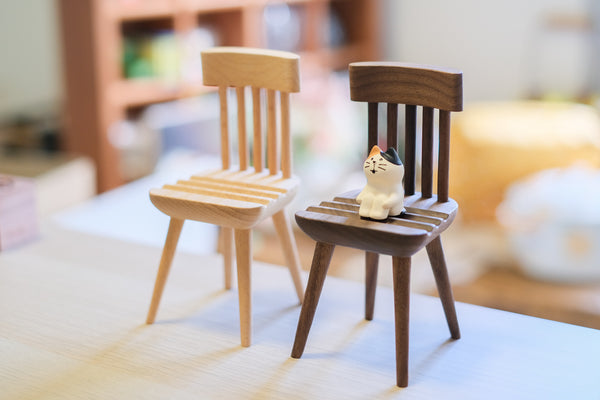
[450,101,600,222]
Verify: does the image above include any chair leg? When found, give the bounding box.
[146,218,184,324]
[425,236,461,339]
[365,252,379,321]
[235,228,252,347]
[392,256,411,388]
[272,210,304,303]
[291,241,335,358]
[220,227,234,290]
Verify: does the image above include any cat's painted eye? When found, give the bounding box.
[379,158,384,161]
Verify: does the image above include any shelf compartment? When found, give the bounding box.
[106,0,176,21]
[197,9,244,47]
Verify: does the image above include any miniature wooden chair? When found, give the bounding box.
[291,62,463,387]
[146,47,304,347]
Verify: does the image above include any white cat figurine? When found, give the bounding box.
[356,145,406,220]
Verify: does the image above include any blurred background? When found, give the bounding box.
[1,0,599,328]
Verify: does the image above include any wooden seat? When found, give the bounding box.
[146,47,304,347]
[291,62,463,387]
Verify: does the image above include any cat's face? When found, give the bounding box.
[363,145,404,187]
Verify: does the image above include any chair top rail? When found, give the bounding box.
[202,47,300,93]
[349,62,462,111]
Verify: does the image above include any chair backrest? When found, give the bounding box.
[201,47,300,179]
[349,62,463,203]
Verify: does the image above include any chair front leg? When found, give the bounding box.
[426,236,460,339]
[291,241,335,358]
[272,210,304,303]
[235,228,252,347]
[147,218,184,324]
[365,251,379,321]
[392,256,411,388]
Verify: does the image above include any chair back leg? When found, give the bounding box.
[219,227,234,290]
[365,251,379,321]
[426,236,461,339]
[272,210,305,303]
[147,218,184,324]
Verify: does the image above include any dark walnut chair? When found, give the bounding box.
[146,47,305,347]
[291,62,463,387]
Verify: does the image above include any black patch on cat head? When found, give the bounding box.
[380,148,402,165]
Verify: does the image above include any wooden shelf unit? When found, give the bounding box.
[58,0,380,192]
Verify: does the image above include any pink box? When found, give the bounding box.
[0,175,38,250]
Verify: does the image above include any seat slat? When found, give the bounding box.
[319,200,443,226]
[298,210,431,237]
[189,175,288,193]
[163,183,272,205]
[176,179,280,199]
[306,205,436,232]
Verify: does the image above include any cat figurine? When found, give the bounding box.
[356,145,406,220]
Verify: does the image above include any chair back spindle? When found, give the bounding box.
[219,86,230,170]
[421,106,434,199]
[404,104,417,196]
[252,87,263,173]
[349,62,462,203]
[202,47,300,177]
[387,103,398,150]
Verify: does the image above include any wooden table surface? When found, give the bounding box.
[1,222,599,399]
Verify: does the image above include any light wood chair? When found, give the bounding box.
[291,62,463,386]
[146,47,304,347]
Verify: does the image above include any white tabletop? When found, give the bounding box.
[1,219,599,399]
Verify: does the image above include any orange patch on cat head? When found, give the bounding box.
[368,145,382,158]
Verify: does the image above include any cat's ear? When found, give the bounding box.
[382,147,402,165]
[368,145,382,158]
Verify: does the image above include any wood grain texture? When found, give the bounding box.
[149,174,299,229]
[291,241,335,358]
[3,224,600,399]
[202,47,300,93]
[281,92,291,179]
[387,103,398,150]
[421,107,434,199]
[267,89,278,175]
[404,104,417,196]
[272,210,304,303]
[426,236,461,339]
[235,228,252,347]
[438,110,451,203]
[294,62,464,387]
[349,62,463,111]
[392,256,411,387]
[236,86,248,170]
[365,252,379,321]
[219,86,230,170]
[252,87,263,172]
[147,48,303,347]
[295,191,457,258]
[220,227,234,290]
[146,218,184,324]
[368,102,378,151]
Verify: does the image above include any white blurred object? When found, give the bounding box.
[180,27,216,84]
[497,165,600,282]
[264,3,302,52]
[108,119,161,181]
